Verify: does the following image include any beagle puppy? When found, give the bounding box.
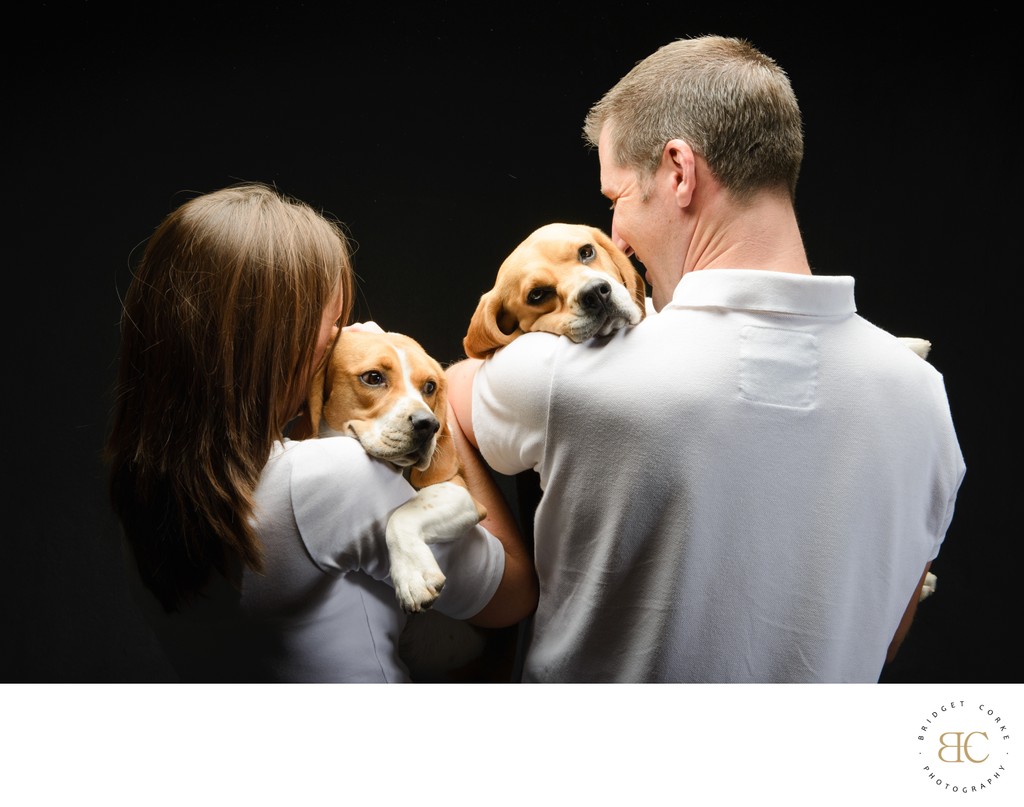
[293,329,486,613]
[463,222,648,359]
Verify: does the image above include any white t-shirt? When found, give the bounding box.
[472,269,965,682]
[128,435,505,682]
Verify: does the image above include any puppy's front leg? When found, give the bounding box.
[386,481,485,613]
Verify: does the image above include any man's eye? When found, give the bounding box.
[578,244,596,263]
[527,287,554,305]
[360,371,385,386]
[422,380,437,396]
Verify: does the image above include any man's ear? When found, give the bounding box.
[664,138,696,208]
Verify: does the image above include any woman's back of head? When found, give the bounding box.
[106,182,354,612]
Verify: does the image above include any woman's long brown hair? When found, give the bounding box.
[105,183,354,611]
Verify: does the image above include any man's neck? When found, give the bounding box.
[687,188,811,276]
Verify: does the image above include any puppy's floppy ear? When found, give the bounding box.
[591,226,648,319]
[463,289,522,359]
[290,356,329,440]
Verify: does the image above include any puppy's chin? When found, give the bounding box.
[566,307,642,342]
[344,420,437,470]
[411,439,438,472]
[393,449,431,469]
[565,316,610,342]
[384,444,435,471]
[595,312,639,337]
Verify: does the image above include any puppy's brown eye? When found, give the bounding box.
[578,244,596,264]
[527,287,554,305]
[360,371,386,387]
[422,380,437,396]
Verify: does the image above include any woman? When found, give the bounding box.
[106,182,536,681]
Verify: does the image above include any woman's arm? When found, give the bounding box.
[446,359,538,627]
[886,562,933,665]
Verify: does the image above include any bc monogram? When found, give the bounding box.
[936,731,989,763]
[916,700,1011,794]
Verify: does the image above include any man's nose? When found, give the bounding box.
[606,222,630,257]
[610,226,633,258]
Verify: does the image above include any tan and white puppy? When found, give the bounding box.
[293,329,486,613]
[464,222,648,359]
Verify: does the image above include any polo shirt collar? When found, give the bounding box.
[667,269,856,317]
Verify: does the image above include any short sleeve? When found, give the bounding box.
[290,436,415,581]
[430,527,505,619]
[472,332,559,476]
[287,436,505,618]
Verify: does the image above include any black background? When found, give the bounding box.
[6,2,1017,683]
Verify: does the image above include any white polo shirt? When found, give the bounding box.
[128,435,505,682]
[472,269,965,682]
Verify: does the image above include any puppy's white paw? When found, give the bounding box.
[387,531,447,613]
[919,571,938,602]
[384,482,484,612]
[899,337,932,360]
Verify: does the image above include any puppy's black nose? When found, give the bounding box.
[410,411,440,436]
[580,279,612,312]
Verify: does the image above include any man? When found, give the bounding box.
[446,35,965,682]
